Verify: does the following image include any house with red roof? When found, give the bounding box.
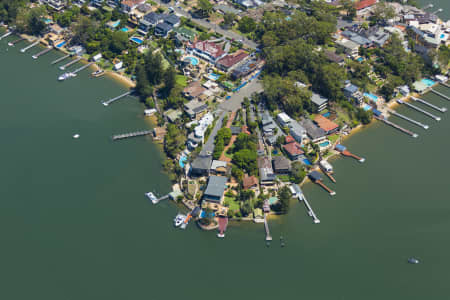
[314,115,339,135]
[283,142,304,160]
[355,0,377,11]
[216,50,249,72]
[187,40,227,64]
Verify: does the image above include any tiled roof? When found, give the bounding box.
[283,142,304,156]
[217,50,248,68]
[190,41,225,59]
[243,174,258,189]
[355,0,376,10]
[314,115,339,132]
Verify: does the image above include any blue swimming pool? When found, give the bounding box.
[357,57,364,62]
[207,73,221,81]
[364,92,379,103]
[319,141,330,147]
[421,78,436,87]
[322,112,330,118]
[185,56,199,66]
[121,27,129,32]
[44,18,52,24]
[440,34,445,39]
[363,104,372,111]
[179,155,187,168]
[55,41,66,48]
[130,37,144,44]
[303,158,312,166]
[111,20,121,28]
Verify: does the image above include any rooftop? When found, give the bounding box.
[204,176,228,198]
[217,50,248,69]
[314,115,339,133]
[273,156,292,170]
[243,174,258,189]
[283,142,304,156]
[311,93,328,106]
[190,40,225,59]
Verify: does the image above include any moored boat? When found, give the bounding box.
[58,72,76,81]
[92,69,105,77]
[174,214,186,227]
[145,192,158,204]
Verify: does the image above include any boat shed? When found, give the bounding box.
[308,171,322,182]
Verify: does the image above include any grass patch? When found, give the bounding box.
[328,134,339,144]
[224,196,240,212]
[176,75,188,87]
[277,175,290,182]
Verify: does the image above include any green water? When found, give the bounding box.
[1,37,450,299]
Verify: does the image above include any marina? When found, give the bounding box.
[112,130,152,141]
[397,99,441,121]
[102,91,132,106]
[374,116,418,138]
[431,89,450,101]
[51,54,71,65]
[20,40,40,53]
[59,56,82,70]
[32,47,53,59]
[410,96,447,112]
[389,109,429,129]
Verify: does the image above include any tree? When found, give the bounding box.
[217,127,232,145]
[238,16,256,34]
[197,0,213,18]
[371,2,396,24]
[272,186,292,214]
[340,0,356,20]
[289,162,306,184]
[355,108,373,125]
[232,149,257,174]
[160,66,176,98]
[222,12,235,28]
[164,124,186,158]
[109,31,129,54]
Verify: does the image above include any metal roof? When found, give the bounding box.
[204,176,228,198]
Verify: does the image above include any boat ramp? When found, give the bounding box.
[20,40,40,53]
[112,130,152,141]
[102,91,132,106]
[410,96,447,113]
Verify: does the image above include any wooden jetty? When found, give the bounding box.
[441,82,450,88]
[32,47,53,59]
[112,130,152,141]
[20,39,40,53]
[374,116,418,138]
[264,214,272,241]
[294,185,320,224]
[59,56,82,70]
[8,37,25,46]
[217,217,228,238]
[72,62,94,74]
[51,54,70,65]
[411,96,447,112]
[335,144,365,162]
[309,171,336,196]
[431,89,450,101]
[389,110,429,130]
[102,91,132,106]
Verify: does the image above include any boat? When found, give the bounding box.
[145,192,158,204]
[319,160,333,173]
[408,257,420,264]
[180,214,192,229]
[73,134,80,139]
[280,236,285,248]
[58,72,76,81]
[174,213,186,227]
[92,69,105,77]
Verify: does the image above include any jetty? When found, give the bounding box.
[102,91,132,106]
[32,47,52,59]
[389,110,429,130]
[217,216,228,238]
[411,96,447,112]
[431,89,450,101]
[294,185,320,224]
[20,40,40,53]
[441,82,449,88]
[8,37,25,46]
[335,144,365,163]
[374,116,418,138]
[72,62,94,74]
[308,171,336,196]
[59,56,82,70]
[112,130,152,141]
[432,8,442,14]
[0,31,12,40]
[51,54,70,65]
[398,100,440,121]
[264,214,272,241]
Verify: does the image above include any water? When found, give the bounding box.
[1,37,450,299]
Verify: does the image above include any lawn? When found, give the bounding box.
[176,75,188,87]
[328,134,339,144]
[224,197,240,212]
[277,175,290,182]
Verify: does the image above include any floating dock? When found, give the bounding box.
[374,116,418,138]
[296,188,320,224]
[51,54,70,65]
[20,40,40,53]
[398,99,441,121]
[431,89,450,101]
[264,214,272,241]
[59,56,82,70]
[389,110,429,130]
[0,31,12,40]
[102,91,132,106]
[72,62,94,74]
[112,130,152,141]
[32,47,52,59]
[8,37,25,46]
[411,96,447,112]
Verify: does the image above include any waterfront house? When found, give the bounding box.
[216,50,249,72]
[184,100,208,119]
[243,174,258,190]
[183,81,206,100]
[272,156,292,174]
[311,93,328,113]
[144,108,157,116]
[92,53,102,62]
[121,0,146,14]
[343,83,364,106]
[165,109,182,123]
[210,160,228,175]
[202,176,228,204]
[49,23,64,35]
[191,155,212,176]
[288,120,306,144]
[187,40,227,64]
[258,156,276,185]
[283,142,304,160]
[153,127,166,140]
[299,118,327,143]
[314,115,339,135]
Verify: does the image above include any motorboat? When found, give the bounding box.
[73,134,80,139]
[145,192,158,204]
[174,214,186,227]
[58,72,76,81]
[408,257,419,264]
[92,69,105,77]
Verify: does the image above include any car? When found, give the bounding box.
[168,6,175,12]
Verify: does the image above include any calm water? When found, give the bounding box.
[1,35,450,299]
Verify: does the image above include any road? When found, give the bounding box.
[219,79,263,112]
[200,111,226,156]
[154,0,258,49]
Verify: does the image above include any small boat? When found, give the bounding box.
[145,192,158,204]
[280,236,285,248]
[408,257,419,264]
[58,72,76,81]
[73,134,80,139]
[174,213,186,227]
[180,214,192,229]
[92,69,105,77]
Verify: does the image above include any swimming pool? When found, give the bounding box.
[130,37,144,44]
[440,33,445,39]
[364,92,379,103]
[421,78,436,87]
[363,104,372,111]
[302,158,312,166]
[121,27,129,32]
[55,41,66,48]
[44,18,52,24]
[319,141,330,148]
[207,73,220,81]
[357,57,363,62]
[185,56,199,66]
[322,112,330,118]
[179,155,187,168]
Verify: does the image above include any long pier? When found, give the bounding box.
[389,110,429,130]
[59,56,82,70]
[375,116,418,138]
[431,89,450,101]
[8,37,25,46]
[299,193,320,224]
[72,62,94,74]
[432,8,442,14]
[411,96,447,112]
[398,100,441,121]
[20,40,40,53]
[51,54,70,65]
[264,214,272,241]
[102,91,132,106]
[112,130,152,141]
[441,82,450,88]
[32,47,52,59]
[0,31,12,40]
